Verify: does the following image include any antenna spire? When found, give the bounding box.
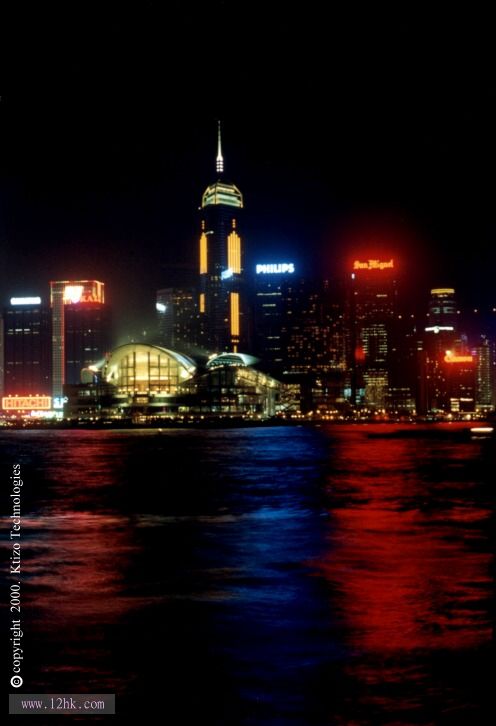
[216,120,224,174]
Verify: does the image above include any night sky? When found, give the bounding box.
[1,5,495,341]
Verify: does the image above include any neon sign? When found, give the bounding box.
[425,326,454,333]
[64,285,85,304]
[256,263,295,274]
[444,352,474,364]
[52,396,69,409]
[10,297,42,306]
[2,396,52,411]
[353,259,394,271]
[53,280,105,305]
[431,288,455,295]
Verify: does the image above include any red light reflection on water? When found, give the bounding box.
[316,426,492,654]
[16,435,147,690]
[24,511,139,624]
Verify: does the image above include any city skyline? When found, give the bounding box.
[2,81,495,420]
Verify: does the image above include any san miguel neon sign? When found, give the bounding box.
[353,259,394,271]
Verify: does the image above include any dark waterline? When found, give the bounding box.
[1,425,494,725]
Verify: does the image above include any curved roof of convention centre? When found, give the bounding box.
[206,352,258,369]
[102,343,196,376]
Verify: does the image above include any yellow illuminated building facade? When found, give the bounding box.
[198,123,244,352]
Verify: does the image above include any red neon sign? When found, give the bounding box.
[444,353,473,364]
[353,259,395,271]
[2,396,52,410]
[51,280,105,305]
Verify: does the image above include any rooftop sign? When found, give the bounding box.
[2,396,52,411]
[353,259,394,271]
[444,352,474,364]
[10,297,42,306]
[256,263,295,274]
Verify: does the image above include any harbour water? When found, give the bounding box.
[1,424,494,724]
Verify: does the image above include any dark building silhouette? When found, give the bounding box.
[156,287,198,354]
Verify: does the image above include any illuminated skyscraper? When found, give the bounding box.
[2,297,52,396]
[475,336,495,412]
[347,258,397,409]
[420,288,458,413]
[50,280,111,397]
[444,347,476,413]
[198,123,244,352]
[281,277,344,375]
[427,288,457,330]
[253,263,296,373]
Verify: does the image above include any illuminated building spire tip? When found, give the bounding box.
[216,120,224,174]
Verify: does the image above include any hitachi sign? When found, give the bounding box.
[353,259,394,271]
[256,263,295,274]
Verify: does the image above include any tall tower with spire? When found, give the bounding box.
[199,123,244,352]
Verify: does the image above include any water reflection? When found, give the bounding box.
[315,425,493,723]
[1,426,492,724]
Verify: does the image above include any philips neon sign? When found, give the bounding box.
[256,263,295,274]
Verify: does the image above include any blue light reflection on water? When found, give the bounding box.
[1,425,493,725]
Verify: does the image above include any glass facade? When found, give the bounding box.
[103,344,196,395]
